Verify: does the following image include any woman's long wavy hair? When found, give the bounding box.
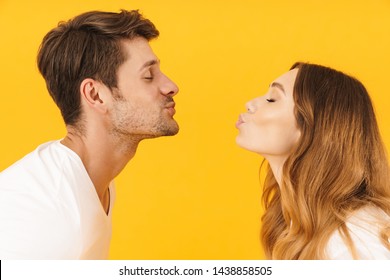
[261,62,390,259]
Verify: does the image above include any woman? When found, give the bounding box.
[236,62,390,259]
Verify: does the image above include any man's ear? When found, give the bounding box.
[80,78,109,114]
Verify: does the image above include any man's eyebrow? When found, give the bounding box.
[139,59,160,71]
[270,82,285,94]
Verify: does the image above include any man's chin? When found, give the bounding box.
[141,125,179,140]
[161,125,179,137]
[161,120,179,136]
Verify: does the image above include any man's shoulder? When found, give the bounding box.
[0,141,85,259]
[0,140,85,195]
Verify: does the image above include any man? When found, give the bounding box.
[0,10,179,259]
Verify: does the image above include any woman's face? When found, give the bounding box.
[236,68,301,159]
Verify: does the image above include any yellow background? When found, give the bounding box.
[0,0,389,259]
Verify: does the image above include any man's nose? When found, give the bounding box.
[160,74,179,96]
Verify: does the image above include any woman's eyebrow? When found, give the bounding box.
[270,82,286,95]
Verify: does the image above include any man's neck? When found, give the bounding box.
[61,127,138,213]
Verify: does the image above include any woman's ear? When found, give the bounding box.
[79,78,109,114]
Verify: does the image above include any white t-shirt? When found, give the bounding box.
[0,140,115,259]
[327,207,390,259]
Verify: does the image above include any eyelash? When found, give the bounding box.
[266,98,275,103]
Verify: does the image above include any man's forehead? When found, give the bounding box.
[138,59,160,71]
[120,38,159,67]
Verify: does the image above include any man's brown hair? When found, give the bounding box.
[37,10,159,126]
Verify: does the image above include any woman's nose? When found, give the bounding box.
[246,100,256,113]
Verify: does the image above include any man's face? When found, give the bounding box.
[109,37,179,140]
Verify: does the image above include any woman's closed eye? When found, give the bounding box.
[266,98,275,103]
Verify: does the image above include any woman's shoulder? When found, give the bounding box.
[326,207,390,259]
